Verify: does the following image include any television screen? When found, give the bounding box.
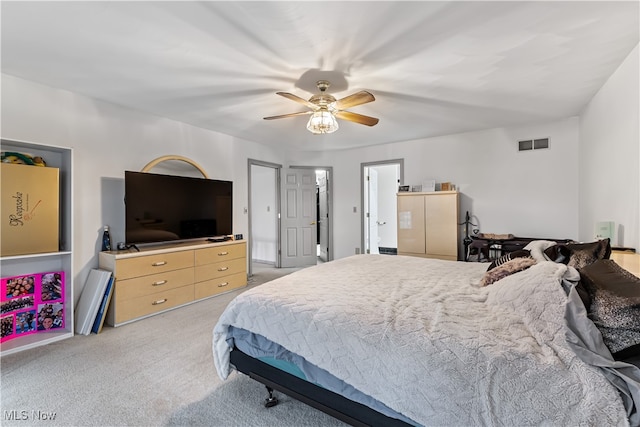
[124,171,232,246]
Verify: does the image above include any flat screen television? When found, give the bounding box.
[124,171,232,246]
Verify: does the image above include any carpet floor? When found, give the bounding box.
[1,265,345,426]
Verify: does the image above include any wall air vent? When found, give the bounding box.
[518,138,549,151]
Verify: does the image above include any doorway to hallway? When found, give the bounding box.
[361,160,404,255]
[248,160,280,277]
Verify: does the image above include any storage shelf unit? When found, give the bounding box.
[1,138,74,356]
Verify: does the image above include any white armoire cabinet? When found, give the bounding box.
[397,191,459,261]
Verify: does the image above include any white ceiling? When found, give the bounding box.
[1,1,638,152]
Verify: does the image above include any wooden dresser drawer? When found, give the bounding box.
[115,267,194,302]
[194,272,246,300]
[115,284,194,325]
[116,251,194,279]
[195,242,246,266]
[194,257,245,283]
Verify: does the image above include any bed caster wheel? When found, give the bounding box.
[265,396,279,408]
[264,386,279,408]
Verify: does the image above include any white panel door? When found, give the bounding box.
[281,168,317,268]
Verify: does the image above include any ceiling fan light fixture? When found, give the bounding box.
[306,109,339,134]
[265,80,378,133]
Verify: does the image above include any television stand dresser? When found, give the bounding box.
[99,239,246,327]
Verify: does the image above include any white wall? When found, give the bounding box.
[579,44,639,249]
[291,118,580,259]
[1,74,285,302]
[3,47,637,298]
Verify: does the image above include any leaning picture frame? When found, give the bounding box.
[398,185,410,192]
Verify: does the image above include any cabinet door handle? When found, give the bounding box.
[217,282,229,288]
[218,252,229,256]
[152,261,167,267]
[218,266,229,272]
[152,298,167,305]
[152,280,167,286]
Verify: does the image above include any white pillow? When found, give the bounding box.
[523,240,557,262]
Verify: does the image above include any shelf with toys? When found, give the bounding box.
[1,138,74,356]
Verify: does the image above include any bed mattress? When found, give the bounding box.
[228,325,418,425]
[214,254,634,426]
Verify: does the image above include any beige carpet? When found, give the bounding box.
[0,266,345,427]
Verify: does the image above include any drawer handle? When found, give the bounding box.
[152,261,167,267]
[218,267,229,272]
[218,251,229,256]
[152,280,167,286]
[152,298,167,305]
[217,282,229,288]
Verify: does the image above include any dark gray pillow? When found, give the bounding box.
[580,259,640,359]
[545,238,611,269]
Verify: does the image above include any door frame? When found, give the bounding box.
[289,165,334,262]
[248,159,282,277]
[360,159,404,254]
[316,169,329,262]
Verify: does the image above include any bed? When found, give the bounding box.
[213,240,640,426]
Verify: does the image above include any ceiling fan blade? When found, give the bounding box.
[276,92,316,109]
[334,91,375,110]
[263,111,312,120]
[335,111,379,127]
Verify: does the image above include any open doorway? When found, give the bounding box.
[248,161,333,276]
[281,166,333,267]
[361,160,404,255]
[248,159,281,277]
[316,169,329,263]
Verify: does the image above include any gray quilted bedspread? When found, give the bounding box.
[213,254,628,426]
